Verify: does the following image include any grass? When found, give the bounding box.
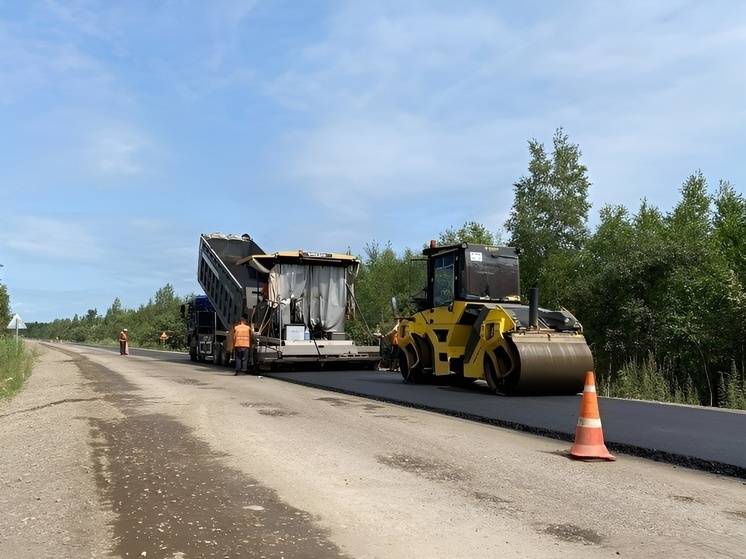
[0,336,36,400]
[599,353,701,407]
[723,362,746,410]
[598,353,746,411]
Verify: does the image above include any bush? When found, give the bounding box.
[0,338,36,399]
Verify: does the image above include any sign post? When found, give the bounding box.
[7,314,27,342]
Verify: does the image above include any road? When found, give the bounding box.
[90,343,746,477]
[1,342,744,558]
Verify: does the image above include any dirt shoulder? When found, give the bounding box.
[0,342,115,559]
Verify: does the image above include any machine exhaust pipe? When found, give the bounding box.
[528,287,539,329]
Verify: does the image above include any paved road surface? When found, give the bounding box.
[85,343,746,477]
[2,342,744,558]
[268,370,746,475]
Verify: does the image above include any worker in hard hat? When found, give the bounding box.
[118,329,129,356]
[233,317,252,375]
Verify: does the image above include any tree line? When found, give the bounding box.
[25,285,186,350]
[23,129,746,408]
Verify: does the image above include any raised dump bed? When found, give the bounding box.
[197,233,265,329]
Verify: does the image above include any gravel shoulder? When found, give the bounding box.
[0,342,116,558]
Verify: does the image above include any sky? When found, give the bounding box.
[1,0,745,322]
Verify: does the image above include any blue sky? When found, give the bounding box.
[1,0,744,322]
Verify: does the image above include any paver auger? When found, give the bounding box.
[395,242,593,394]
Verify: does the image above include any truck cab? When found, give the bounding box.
[183,295,228,363]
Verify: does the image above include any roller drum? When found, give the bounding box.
[506,332,592,394]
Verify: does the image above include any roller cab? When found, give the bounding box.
[396,243,592,394]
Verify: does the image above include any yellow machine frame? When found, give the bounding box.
[398,301,514,378]
[395,243,592,394]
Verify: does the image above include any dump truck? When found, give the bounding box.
[194,233,379,369]
[395,242,593,394]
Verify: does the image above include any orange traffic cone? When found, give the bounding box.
[570,371,615,461]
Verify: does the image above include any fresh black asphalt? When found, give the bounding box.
[75,343,746,478]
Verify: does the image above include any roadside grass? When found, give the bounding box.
[723,362,746,410]
[0,336,37,400]
[599,352,746,410]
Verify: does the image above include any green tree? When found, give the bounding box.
[353,243,416,330]
[438,221,495,245]
[505,128,591,292]
[0,283,10,334]
[713,181,746,283]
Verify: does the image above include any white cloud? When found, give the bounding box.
[204,0,257,70]
[0,21,114,105]
[1,216,104,262]
[9,111,159,184]
[266,1,746,221]
[87,124,150,177]
[0,7,159,184]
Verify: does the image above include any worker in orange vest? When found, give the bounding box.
[233,317,252,375]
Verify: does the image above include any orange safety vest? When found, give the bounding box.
[233,324,252,348]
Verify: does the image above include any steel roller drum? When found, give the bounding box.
[506,332,593,394]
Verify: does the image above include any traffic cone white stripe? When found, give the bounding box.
[577,417,603,428]
[584,384,596,393]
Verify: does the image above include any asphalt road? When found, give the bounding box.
[78,343,746,477]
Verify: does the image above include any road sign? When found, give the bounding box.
[7,314,26,330]
[7,314,26,342]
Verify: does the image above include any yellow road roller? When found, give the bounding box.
[394,242,593,394]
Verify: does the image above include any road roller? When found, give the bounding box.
[394,242,593,394]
